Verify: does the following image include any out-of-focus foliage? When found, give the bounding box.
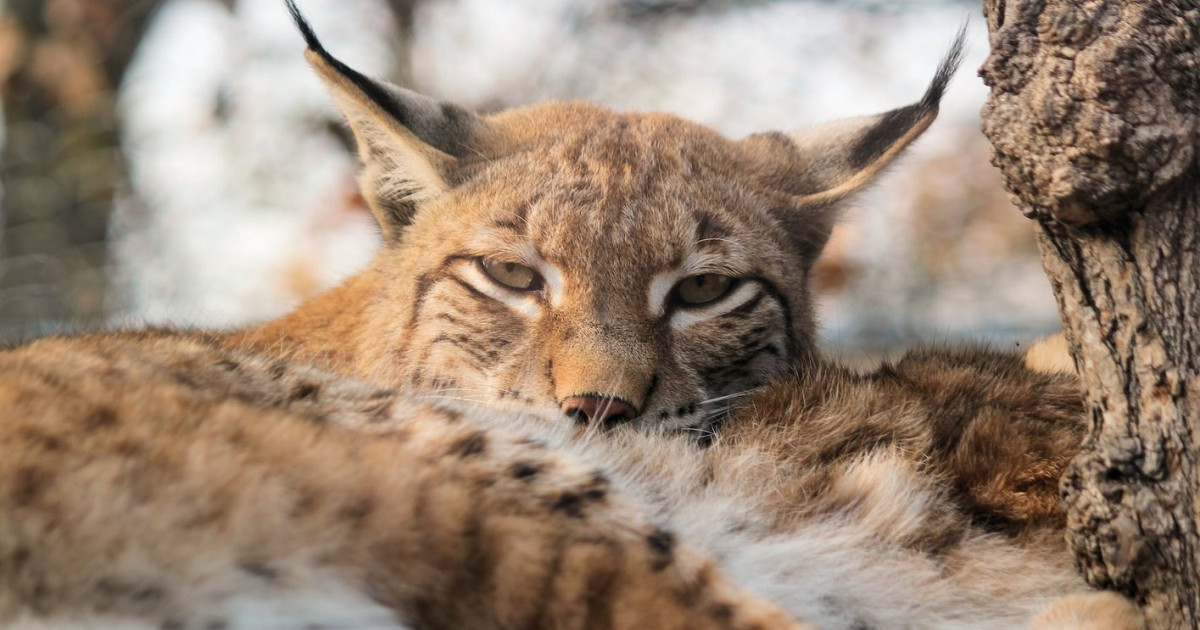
[0,0,163,336]
[615,0,978,21]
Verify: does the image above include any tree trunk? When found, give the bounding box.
[0,0,163,333]
[979,1,1199,627]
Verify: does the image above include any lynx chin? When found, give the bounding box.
[0,2,1141,630]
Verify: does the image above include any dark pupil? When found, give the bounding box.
[695,275,708,287]
[505,263,517,274]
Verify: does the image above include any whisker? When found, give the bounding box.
[413,394,492,405]
[696,389,758,405]
[694,237,738,247]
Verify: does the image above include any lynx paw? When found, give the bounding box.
[1030,591,1143,630]
[1023,334,1076,375]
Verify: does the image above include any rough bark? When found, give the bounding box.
[980,1,1199,628]
[0,0,165,333]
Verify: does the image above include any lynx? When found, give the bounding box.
[0,2,1142,629]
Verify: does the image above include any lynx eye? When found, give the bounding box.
[480,258,542,291]
[674,274,735,306]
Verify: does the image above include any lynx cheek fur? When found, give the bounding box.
[228,4,960,433]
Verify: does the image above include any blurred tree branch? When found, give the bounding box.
[615,0,976,21]
[382,0,419,85]
[0,0,164,333]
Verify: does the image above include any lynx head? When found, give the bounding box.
[285,0,963,433]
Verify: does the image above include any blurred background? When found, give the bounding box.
[0,0,1062,359]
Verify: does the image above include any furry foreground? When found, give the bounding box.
[0,3,1142,629]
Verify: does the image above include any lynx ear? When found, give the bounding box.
[784,27,965,207]
[285,0,485,238]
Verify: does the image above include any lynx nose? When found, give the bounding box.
[560,395,637,426]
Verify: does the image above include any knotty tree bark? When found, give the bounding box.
[980,1,1199,627]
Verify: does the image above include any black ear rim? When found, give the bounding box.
[847,23,967,170]
[283,0,409,126]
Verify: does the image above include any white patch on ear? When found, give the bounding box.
[331,91,451,203]
[458,259,542,318]
[786,114,877,154]
[784,107,937,206]
[306,51,455,205]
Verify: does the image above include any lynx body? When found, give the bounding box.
[0,3,1142,629]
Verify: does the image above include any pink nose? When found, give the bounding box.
[560,395,637,426]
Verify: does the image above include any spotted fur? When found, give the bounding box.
[0,333,1138,629]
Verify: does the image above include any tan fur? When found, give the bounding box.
[0,333,805,630]
[1031,593,1145,630]
[1025,334,1077,375]
[0,9,1143,630]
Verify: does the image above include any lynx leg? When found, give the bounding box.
[1030,592,1143,630]
[0,340,807,630]
[1024,334,1076,375]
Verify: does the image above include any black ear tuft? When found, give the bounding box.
[847,24,966,170]
[284,0,324,54]
[920,22,968,111]
[284,0,413,127]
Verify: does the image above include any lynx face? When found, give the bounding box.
[363,110,814,432]
[282,11,959,432]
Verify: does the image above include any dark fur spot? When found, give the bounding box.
[268,361,288,381]
[511,462,542,480]
[12,466,50,506]
[171,370,202,389]
[339,497,376,523]
[673,562,714,607]
[291,383,320,402]
[82,406,118,431]
[10,546,30,570]
[367,401,397,425]
[552,492,584,517]
[239,561,279,581]
[584,473,609,501]
[22,428,64,452]
[216,358,240,372]
[183,504,230,530]
[647,527,676,571]
[695,211,732,242]
[114,440,144,457]
[448,431,488,458]
[97,577,167,603]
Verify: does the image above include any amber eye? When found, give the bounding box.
[480,259,542,291]
[675,274,734,306]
